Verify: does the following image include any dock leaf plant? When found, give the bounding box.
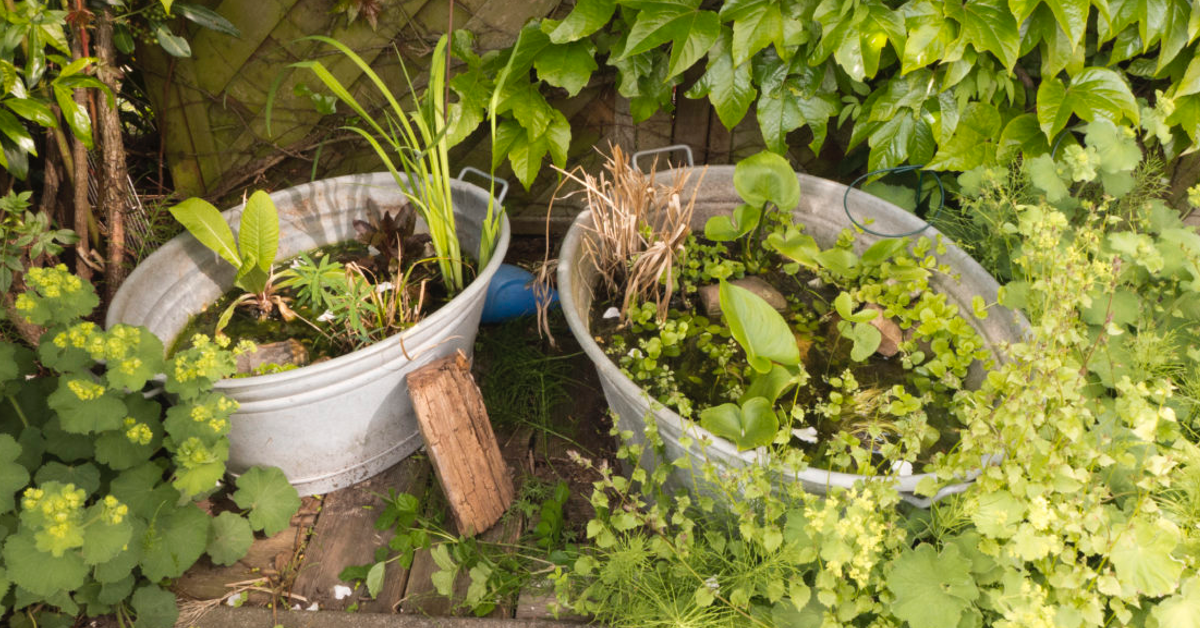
[548,137,1200,627]
[0,266,300,627]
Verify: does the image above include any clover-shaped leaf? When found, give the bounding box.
[887,543,978,628]
[207,511,254,566]
[231,466,300,537]
[704,203,762,242]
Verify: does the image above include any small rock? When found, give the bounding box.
[866,304,904,357]
[699,276,789,318]
[235,339,310,374]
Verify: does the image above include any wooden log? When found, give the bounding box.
[408,350,515,536]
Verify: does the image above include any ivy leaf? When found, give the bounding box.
[620,0,721,79]
[549,0,616,43]
[534,40,597,97]
[139,503,209,581]
[132,584,179,628]
[232,466,300,537]
[719,279,800,372]
[926,102,1001,170]
[81,503,133,565]
[1036,67,1139,139]
[3,532,87,597]
[947,0,1020,69]
[699,397,778,450]
[207,511,254,566]
[686,28,756,129]
[997,113,1051,162]
[1043,0,1089,50]
[887,543,979,628]
[1110,519,1184,597]
[756,86,803,153]
[0,434,29,514]
[867,112,915,172]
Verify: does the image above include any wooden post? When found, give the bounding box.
[407,350,514,536]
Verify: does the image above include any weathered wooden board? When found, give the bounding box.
[291,456,431,612]
[408,351,514,536]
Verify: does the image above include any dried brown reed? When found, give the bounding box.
[552,145,703,323]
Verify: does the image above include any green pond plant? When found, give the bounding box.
[541,134,1200,628]
[0,265,301,627]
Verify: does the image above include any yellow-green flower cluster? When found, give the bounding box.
[176,437,219,469]
[102,495,129,525]
[22,482,88,557]
[66,378,106,401]
[23,264,84,299]
[171,334,236,384]
[124,417,153,445]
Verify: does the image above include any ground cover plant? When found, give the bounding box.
[0,266,301,627]
[544,132,1200,628]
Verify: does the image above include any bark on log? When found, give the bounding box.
[407,350,514,536]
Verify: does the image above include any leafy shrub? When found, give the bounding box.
[0,266,300,627]
[443,0,1199,186]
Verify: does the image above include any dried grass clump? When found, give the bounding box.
[553,145,703,322]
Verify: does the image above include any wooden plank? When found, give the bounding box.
[408,351,515,537]
[291,457,431,612]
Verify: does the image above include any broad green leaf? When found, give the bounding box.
[887,543,978,628]
[699,397,778,450]
[902,22,950,73]
[110,462,179,521]
[103,327,165,392]
[686,29,756,128]
[719,279,800,372]
[970,489,1025,538]
[867,112,915,172]
[861,238,909,267]
[174,3,242,37]
[756,87,804,153]
[1152,577,1200,628]
[238,190,279,276]
[549,0,616,43]
[845,322,882,361]
[139,503,209,581]
[720,0,787,65]
[81,504,133,565]
[733,150,799,210]
[704,203,761,241]
[52,84,93,150]
[155,24,192,57]
[534,40,597,97]
[767,229,820,267]
[366,561,386,598]
[34,462,100,495]
[47,379,126,434]
[997,113,1051,162]
[169,197,240,268]
[620,1,721,79]
[3,532,87,597]
[1177,54,1200,97]
[1110,519,1184,596]
[814,248,859,279]
[1085,119,1141,174]
[132,584,179,628]
[232,466,301,537]
[947,0,1020,69]
[1043,0,1090,50]
[834,292,877,323]
[93,519,145,584]
[740,364,806,405]
[173,460,226,500]
[207,511,253,566]
[926,102,1001,171]
[94,402,160,471]
[1036,67,1139,139]
[0,434,29,514]
[0,108,36,158]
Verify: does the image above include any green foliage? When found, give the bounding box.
[0,191,77,295]
[168,191,279,296]
[0,267,300,627]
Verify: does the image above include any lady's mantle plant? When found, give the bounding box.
[0,265,300,627]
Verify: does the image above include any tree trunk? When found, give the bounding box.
[69,38,94,283]
[95,10,130,300]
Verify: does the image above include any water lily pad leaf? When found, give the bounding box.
[719,279,800,372]
[207,511,254,566]
[132,583,179,628]
[846,322,882,362]
[1110,519,1184,597]
[699,397,778,450]
[232,466,300,537]
[887,543,978,628]
[734,151,800,210]
[3,532,87,597]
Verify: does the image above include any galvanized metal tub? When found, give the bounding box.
[558,166,1024,506]
[107,171,510,496]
